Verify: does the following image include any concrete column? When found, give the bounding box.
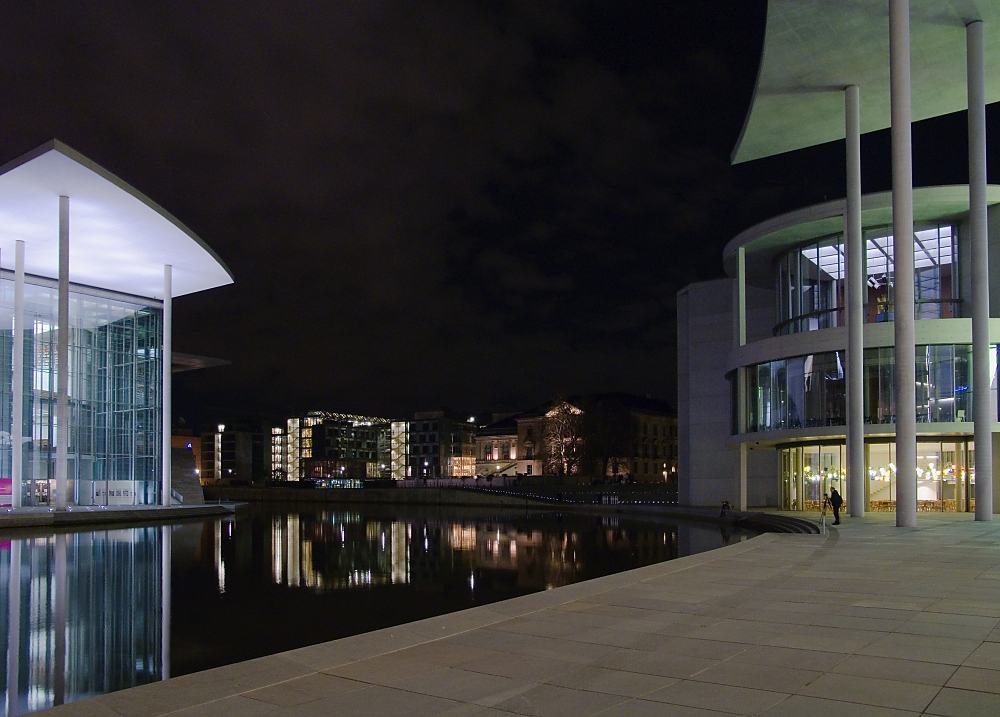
[6,541,20,716]
[968,20,993,521]
[737,246,747,346]
[55,197,70,511]
[162,265,172,506]
[890,0,917,527]
[735,247,748,511]
[737,442,748,511]
[846,84,866,518]
[12,241,25,510]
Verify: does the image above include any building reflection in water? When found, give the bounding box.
[0,527,169,716]
[251,511,685,595]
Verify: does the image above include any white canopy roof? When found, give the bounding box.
[733,0,1000,164]
[0,140,233,300]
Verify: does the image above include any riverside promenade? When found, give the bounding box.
[44,512,1000,717]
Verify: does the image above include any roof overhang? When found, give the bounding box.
[171,352,231,373]
[723,184,1000,286]
[733,0,1000,164]
[0,140,233,300]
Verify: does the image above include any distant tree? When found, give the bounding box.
[544,400,584,476]
[579,396,637,478]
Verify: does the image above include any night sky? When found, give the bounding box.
[3,2,998,425]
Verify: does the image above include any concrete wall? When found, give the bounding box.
[678,279,734,507]
[678,279,779,508]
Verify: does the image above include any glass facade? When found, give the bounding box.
[0,275,163,507]
[774,224,958,335]
[746,345,995,432]
[780,441,976,513]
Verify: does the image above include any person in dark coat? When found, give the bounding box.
[828,487,844,525]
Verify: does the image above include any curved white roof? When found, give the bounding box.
[0,140,233,300]
[733,0,1000,164]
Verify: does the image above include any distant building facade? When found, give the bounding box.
[405,411,476,479]
[475,416,519,477]
[515,394,677,482]
[200,422,269,485]
[271,411,391,482]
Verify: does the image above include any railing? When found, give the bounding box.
[772,299,961,336]
[393,479,678,505]
[773,307,843,336]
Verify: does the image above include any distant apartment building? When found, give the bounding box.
[405,411,477,479]
[272,411,392,481]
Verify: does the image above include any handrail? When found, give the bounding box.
[772,299,961,336]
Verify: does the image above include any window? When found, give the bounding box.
[774,223,958,336]
[744,344,987,432]
[526,464,533,475]
[501,442,510,460]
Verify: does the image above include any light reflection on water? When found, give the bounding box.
[1,507,754,715]
[0,528,168,716]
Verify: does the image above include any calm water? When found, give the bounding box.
[0,504,755,715]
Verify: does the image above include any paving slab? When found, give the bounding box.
[38,512,1000,717]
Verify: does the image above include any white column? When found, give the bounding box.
[162,265,172,506]
[737,442,748,511]
[12,242,25,510]
[55,197,70,511]
[734,247,748,510]
[737,246,747,346]
[968,21,993,521]
[890,0,917,527]
[6,541,21,716]
[846,85,866,518]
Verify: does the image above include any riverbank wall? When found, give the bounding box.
[203,486,817,534]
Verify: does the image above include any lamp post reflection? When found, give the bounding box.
[1,527,169,716]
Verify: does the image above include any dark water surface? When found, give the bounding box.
[0,504,755,715]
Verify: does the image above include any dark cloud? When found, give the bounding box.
[1,1,993,424]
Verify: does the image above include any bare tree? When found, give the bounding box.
[544,400,584,476]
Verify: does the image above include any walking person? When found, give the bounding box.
[827,487,844,525]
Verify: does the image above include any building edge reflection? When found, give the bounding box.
[0,526,169,716]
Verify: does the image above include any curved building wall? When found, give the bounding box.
[680,190,1000,512]
[745,344,992,432]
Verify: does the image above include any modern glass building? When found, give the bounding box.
[712,188,1000,513]
[0,141,232,508]
[679,0,1000,525]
